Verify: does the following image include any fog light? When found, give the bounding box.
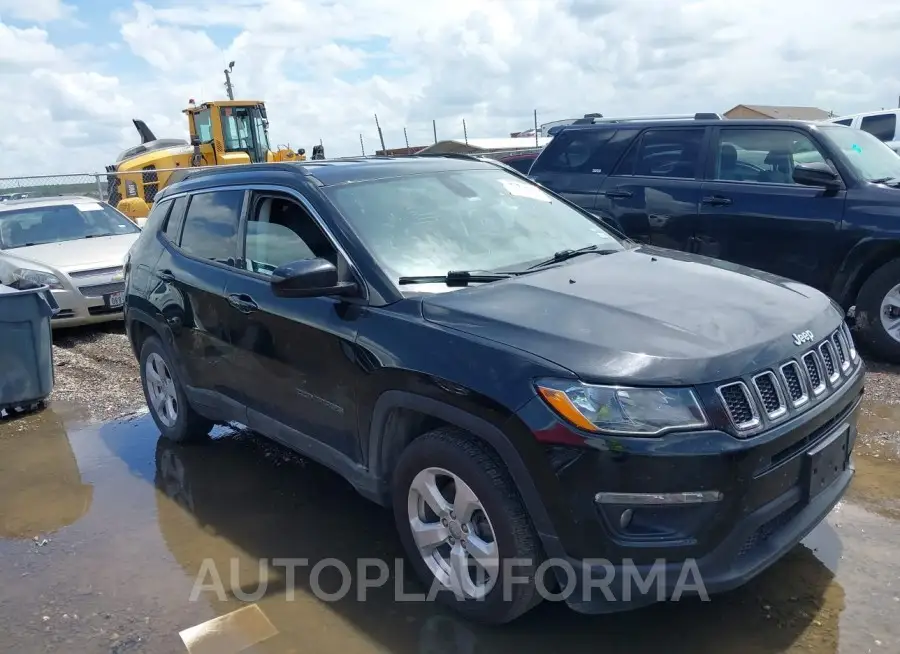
[619,509,633,529]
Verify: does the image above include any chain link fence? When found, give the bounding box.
[0,145,547,209]
[0,173,107,203]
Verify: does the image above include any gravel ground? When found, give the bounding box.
[50,323,144,422]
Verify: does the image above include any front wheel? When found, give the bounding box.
[392,427,544,624]
[855,258,900,363]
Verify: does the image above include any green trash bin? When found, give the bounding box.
[0,282,59,414]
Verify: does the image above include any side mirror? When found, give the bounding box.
[793,162,841,190]
[270,258,358,298]
[298,148,306,155]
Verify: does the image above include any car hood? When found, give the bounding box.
[421,247,844,386]
[1,234,138,274]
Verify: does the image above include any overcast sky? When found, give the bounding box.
[1,0,898,177]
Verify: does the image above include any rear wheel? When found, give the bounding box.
[855,258,900,363]
[392,426,544,624]
[139,336,213,443]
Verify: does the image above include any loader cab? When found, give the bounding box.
[185,101,272,165]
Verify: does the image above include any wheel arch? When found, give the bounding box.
[367,390,561,549]
[830,238,900,310]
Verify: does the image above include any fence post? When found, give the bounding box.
[95,174,105,201]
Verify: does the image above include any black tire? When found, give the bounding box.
[139,336,213,443]
[855,258,900,363]
[391,426,544,624]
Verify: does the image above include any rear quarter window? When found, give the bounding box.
[860,113,897,142]
[531,128,636,175]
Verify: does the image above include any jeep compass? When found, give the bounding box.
[123,157,864,624]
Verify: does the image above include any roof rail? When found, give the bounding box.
[576,113,722,124]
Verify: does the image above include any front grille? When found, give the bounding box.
[717,326,861,433]
[78,282,124,298]
[69,266,122,279]
[717,382,758,429]
[802,352,824,393]
[752,372,786,418]
[52,309,75,320]
[88,306,123,316]
[779,362,808,407]
[737,502,804,558]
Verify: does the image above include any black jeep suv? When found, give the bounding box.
[123,157,864,624]
[529,117,900,362]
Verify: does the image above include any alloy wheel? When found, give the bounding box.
[880,283,900,344]
[406,467,500,599]
[145,352,178,428]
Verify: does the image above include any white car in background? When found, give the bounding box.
[824,109,900,154]
[0,196,142,327]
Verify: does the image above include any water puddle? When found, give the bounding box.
[0,405,897,653]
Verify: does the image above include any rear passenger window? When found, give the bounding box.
[532,129,618,174]
[615,129,704,179]
[860,113,896,142]
[162,195,188,242]
[834,118,853,127]
[179,190,244,266]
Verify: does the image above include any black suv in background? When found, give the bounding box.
[123,157,863,624]
[529,118,900,362]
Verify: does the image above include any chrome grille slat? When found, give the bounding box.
[779,361,809,408]
[716,382,759,431]
[69,266,122,279]
[752,371,787,420]
[717,327,859,433]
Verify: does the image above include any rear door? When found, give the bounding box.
[528,127,637,212]
[597,126,708,250]
[694,126,846,290]
[152,188,247,414]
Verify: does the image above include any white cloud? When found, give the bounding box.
[0,0,899,178]
[0,0,74,22]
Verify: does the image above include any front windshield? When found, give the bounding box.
[819,125,900,182]
[322,168,623,280]
[0,201,140,249]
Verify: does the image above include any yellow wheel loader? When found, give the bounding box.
[106,100,306,220]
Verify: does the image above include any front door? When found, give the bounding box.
[222,190,365,461]
[694,126,846,291]
[596,126,708,251]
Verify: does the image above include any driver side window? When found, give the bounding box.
[242,193,338,277]
[714,129,828,184]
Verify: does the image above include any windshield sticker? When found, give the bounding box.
[499,179,551,202]
[851,144,862,153]
[75,202,103,212]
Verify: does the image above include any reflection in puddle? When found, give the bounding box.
[0,407,897,653]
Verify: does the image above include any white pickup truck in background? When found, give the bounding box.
[824,109,900,154]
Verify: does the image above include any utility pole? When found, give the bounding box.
[374,114,386,153]
[433,119,437,144]
[463,119,468,145]
[403,127,410,153]
[534,109,539,146]
[224,61,235,100]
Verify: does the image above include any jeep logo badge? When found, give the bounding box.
[792,330,815,346]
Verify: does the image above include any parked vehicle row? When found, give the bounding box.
[123,155,862,624]
[0,196,141,327]
[526,116,900,362]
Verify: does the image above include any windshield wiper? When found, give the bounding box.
[398,270,516,287]
[526,244,620,270]
[870,177,900,186]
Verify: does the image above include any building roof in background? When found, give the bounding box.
[417,137,551,155]
[726,104,833,120]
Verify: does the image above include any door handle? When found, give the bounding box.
[701,195,732,206]
[227,293,258,314]
[158,269,175,282]
[603,188,633,199]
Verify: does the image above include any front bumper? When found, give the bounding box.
[49,283,125,328]
[512,359,864,613]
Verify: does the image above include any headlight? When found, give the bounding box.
[125,180,138,198]
[535,378,708,436]
[12,268,64,290]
